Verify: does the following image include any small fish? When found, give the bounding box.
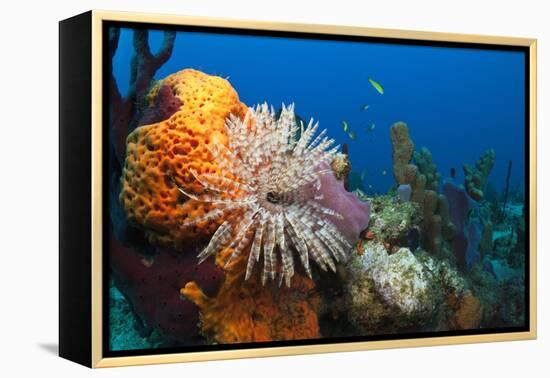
[368,78,384,95]
[360,168,368,181]
[367,123,376,132]
[342,120,349,133]
[348,131,357,140]
[382,169,387,176]
[360,104,370,111]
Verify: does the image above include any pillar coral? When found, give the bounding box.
[390,122,451,256]
[463,149,496,201]
[390,122,417,186]
[413,147,441,191]
[422,190,442,255]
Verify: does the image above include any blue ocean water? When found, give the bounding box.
[113,28,525,195]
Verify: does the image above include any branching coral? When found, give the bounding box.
[178,103,354,287]
[109,28,176,164]
[390,122,417,186]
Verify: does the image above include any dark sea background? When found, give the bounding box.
[113,28,525,195]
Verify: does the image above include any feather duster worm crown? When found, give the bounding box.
[178,103,352,287]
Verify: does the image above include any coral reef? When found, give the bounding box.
[331,152,352,182]
[447,292,482,330]
[422,190,442,255]
[346,241,472,333]
[464,149,496,201]
[117,69,371,344]
[366,194,421,251]
[442,180,490,271]
[413,147,441,191]
[442,180,471,267]
[390,122,417,186]
[120,69,248,247]
[389,123,454,256]
[107,58,525,347]
[356,242,438,315]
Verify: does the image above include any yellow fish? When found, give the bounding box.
[360,104,370,111]
[369,78,384,95]
[342,120,349,133]
[348,131,357,140]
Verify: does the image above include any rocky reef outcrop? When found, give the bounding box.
[345,241,478,334]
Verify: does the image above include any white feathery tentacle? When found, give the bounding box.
[175,103,361,286]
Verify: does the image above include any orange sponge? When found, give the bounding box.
[448,292,482,330]
[120,69,248,247]
[181,252,321,343]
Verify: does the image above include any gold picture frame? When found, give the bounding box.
[59,9,537,368]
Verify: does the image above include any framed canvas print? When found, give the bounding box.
[59,10,537,368]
